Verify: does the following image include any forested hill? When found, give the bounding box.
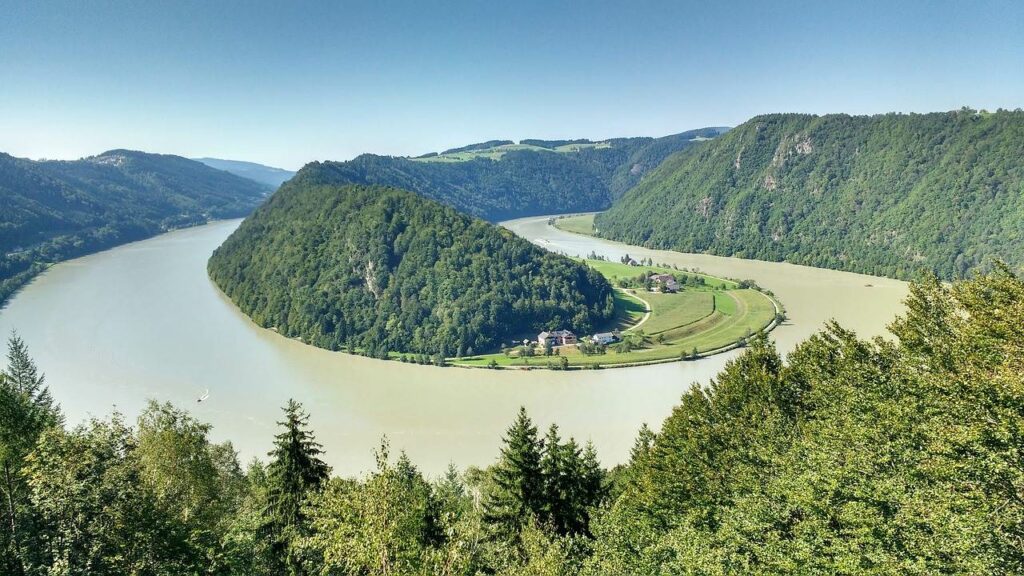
[290,127,726,222]
[0,150,269,303]
[595,109,1024,280]
[208,181,616,357]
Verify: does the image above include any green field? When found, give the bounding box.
[452,259,781,369]
[611,290,648,330]
[640,291,714,334]
[581,258,734,290]
[411,142,611,163]
[552,213,597,236]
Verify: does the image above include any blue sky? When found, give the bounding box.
[1,0,1021,169]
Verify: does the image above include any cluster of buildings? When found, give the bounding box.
[537,329,577,347]
[530,272,685,351]
[537,329,621,348]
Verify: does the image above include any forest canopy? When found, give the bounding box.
[290,127,727,222]
[596,109,1024,280]
[208,182,616,357]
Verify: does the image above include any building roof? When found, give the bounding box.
[539,329,575,339]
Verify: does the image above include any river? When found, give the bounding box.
[0,217,908,476]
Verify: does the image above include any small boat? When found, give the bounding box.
[197,389,210,403]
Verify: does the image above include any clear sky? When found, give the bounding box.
[1,0,1021,170]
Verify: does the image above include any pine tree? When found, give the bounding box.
[262,399,329,575]
[0,335,61,576]
[579,440,606,532]
[628,423,655,466]
[484,407,544,540]
[540,424,570,533]
[539,426,605,537]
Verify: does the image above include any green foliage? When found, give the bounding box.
[291,128,724,222]
[586,268,1024,574]
[597,110,1024,280]
[0,150,268,304]
[221,460,276,575]
[209,183,616,356]
[518,139,595,149]
[441,140,516,155]
[7,268,1024,574]
[0,336,61,575]
[24,416,179,574]
[135,401,246,572]
[300,441,465,575]
[484,408,545,540]
[262,399,330,574]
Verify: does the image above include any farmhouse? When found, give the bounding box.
[538,329,577,347]
[591,331,621,345]
[650,273,679,293]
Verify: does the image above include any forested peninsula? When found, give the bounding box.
[595,109,1024,280]
[0,150,269,303]
[208,179,616,358]
[294,127,726,221]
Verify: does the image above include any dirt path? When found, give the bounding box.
[620,289,652,331]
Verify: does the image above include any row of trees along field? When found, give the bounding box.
[596,109,1024,280]
[4,266,1024,574]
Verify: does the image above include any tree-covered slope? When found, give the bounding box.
[0,150,268,303]
[294,128,725,222]
[208,181,616,357]
[584,268,1024,574]
[596,109,1024,280]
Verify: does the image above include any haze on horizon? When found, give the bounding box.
[1,0,1021,170]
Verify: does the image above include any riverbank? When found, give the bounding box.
[0,216,247,310]
[504,215,909,356]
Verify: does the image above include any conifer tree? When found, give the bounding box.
[0,335,61,576]
[628,423,655,466]
[540,424,571,533]
[262,399,329,575]
[558,436,590,536]
[484,406,544,540]
[540,425,605,537]
[580,440,606,513]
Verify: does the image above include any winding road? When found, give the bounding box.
[619,289,652,332]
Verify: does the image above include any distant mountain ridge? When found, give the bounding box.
[596,110,1024,280]
[194,157,296,188]
[0,149,268,303]
[288,127,728,222]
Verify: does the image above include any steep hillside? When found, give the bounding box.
[293,128,725,222]
[596,110,1024,279]
[0,150,268,302]
[208,181,615,357]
